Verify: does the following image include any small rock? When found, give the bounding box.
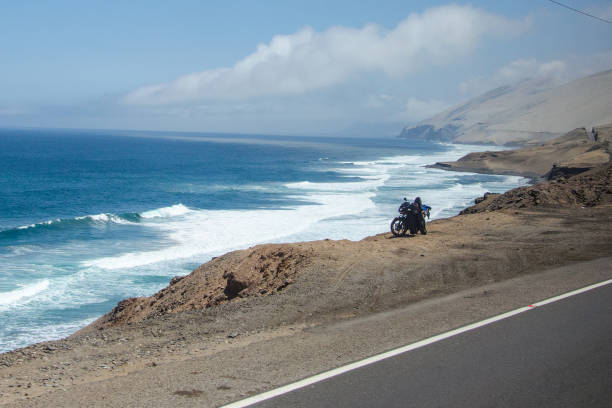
[228,332,239,339]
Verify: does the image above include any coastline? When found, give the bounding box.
[425,125,612,184]
[3,134,531,354]
[0,136,529,354]
[1,161,610,407]
[426,162,541,183]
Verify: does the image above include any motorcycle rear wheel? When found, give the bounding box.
[390,217,407,237]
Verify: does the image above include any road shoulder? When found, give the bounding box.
[5,257,610,408]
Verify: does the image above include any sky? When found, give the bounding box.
[1,0,611,136]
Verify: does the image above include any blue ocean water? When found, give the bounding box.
[0,128,528,352]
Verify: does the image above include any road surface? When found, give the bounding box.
[251,283,612,407]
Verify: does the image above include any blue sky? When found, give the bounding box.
[1,1,611,134]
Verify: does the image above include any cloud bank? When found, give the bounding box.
[124,5,528,105]
[459,50,612,97]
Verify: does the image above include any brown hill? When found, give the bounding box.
[399,69,612,145]
[460,162,612,214]
[98,245,312,327]
[431,124,611,179]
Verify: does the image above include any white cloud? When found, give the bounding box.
[124,5,528,105]
[503,59,568,82]
[460,51,612,96]
[363,93,393,109]
[459,58,569,95]
[393,97,450,121]
[573,50,612,77]
[360,93,449,122]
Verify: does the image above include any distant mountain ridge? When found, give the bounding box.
[399,69,612,145]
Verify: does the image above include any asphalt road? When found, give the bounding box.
[252,283,612,408]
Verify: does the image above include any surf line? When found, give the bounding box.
[220,277,612,408]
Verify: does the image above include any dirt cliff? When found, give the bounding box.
[461,162,612,214]
[430,124,612,179]
[98,245,312,327]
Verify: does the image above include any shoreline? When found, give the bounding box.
[0,159,610,407]
[426,125,611,184]
[426,162,541,184]
[0,139,526,354]
[0,144,606,346]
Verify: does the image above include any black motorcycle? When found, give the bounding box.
[390,198,430,236]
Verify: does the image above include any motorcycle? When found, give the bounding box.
[390,198,430,236]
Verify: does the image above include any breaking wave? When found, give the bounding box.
[0,204,195,239]
[0,279,50,309]
[0,140,528,353]
[140,204,192,219]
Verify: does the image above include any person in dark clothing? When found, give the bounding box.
[414,196,423,210]
[414,196,431,218]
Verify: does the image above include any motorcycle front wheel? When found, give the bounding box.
[390,217,407,237]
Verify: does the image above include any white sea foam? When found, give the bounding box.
[17,224,36,230]
[285,176,388,192]
[140,203,192,219]
[84,190,376,270]
[14,212,136,231]
[75,213,135,225]
[16,219,59,230]
[164,183,273,194]
[0,316,97,354]
[1,142,529,353]
[83,144,526,271]
[0,279,50,308]
[5,245,39,257]
[12,205,193,232]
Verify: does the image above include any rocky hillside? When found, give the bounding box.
[96,245,311,327]
[461,162,612,214]
[430,124,612,179]
[399,69,612,145]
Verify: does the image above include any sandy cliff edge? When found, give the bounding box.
[429,124,612,180]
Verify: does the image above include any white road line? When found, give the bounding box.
[532,278,612,307]
[220,278,612,408]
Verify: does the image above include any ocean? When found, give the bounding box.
[0,128,528,353]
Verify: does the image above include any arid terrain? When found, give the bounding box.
[430,124,611,179]
[1,159,611,407]
[399,69,612,145]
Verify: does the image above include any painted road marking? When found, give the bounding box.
[220,278,612,408]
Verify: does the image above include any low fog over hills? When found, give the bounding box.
[399,69,612,145]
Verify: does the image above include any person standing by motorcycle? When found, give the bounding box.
[414,197,431,219]
[390,196,432,236]
[412,196,431,235]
